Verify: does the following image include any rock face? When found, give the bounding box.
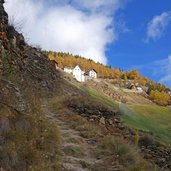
[0,0,61,96]
[0,117,10,135]
[0,79,28,113]
[0,0,63,126]
[0,2,63,170]
[0,0,8,31]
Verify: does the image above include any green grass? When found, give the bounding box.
[63,75,171,146]
[122,104,171,146]
[86,87,119,109]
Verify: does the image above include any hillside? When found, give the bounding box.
[56,72,171,169]
[0,1,171,171]
[47,51,171,106]
[47,51,170,91]
[62,74,171,168]
[85,79,171,145]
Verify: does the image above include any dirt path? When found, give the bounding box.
[41,104,99,171]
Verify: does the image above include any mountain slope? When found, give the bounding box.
[0,1,170,170]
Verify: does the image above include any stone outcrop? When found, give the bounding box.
[0,0,8,31]
[67,99,118,118]
[0,0,61,95]
[140,143,171,169]
[0,79,28,114]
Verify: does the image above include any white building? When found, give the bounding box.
[64,65,97,82]
[64,65,85,82]
[84,69,97,80]
[64,67,73,74]
[72,65,85,82]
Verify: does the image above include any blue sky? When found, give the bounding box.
[4,0,171,87]
[107,0,171,87]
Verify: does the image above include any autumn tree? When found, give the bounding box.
[150,90,170,106]
[112,69,121,79]
[127,69,141,80]
[121,73,127,81]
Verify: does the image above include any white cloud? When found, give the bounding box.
[71,0,126,14]
[4,0,127,64]
[146,11,171,41]
[135,55,171,87]
[159,55,171,87]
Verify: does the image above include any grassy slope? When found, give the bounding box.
[86,88,119,109]
[48,97,156,171]
[64,72,119,109]
[79,78,171,146]
[122,104,171,146]
[45,73,161,170]
[64,73,171,146]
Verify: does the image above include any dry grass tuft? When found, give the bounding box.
[0,91,62,171]
[63,145,85,158]
[97,136,137,164]
[59,113,102,139]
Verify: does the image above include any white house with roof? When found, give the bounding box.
[72,65,85,82]
[84,69,97,81]
[64,65,97,82]
[64,65,85,82]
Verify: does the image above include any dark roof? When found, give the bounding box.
[84,69,97,75]
[90,69,97,73]
[86,69,97,73]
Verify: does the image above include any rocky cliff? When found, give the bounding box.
[0,0,62,110]
[0,1,62,170]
